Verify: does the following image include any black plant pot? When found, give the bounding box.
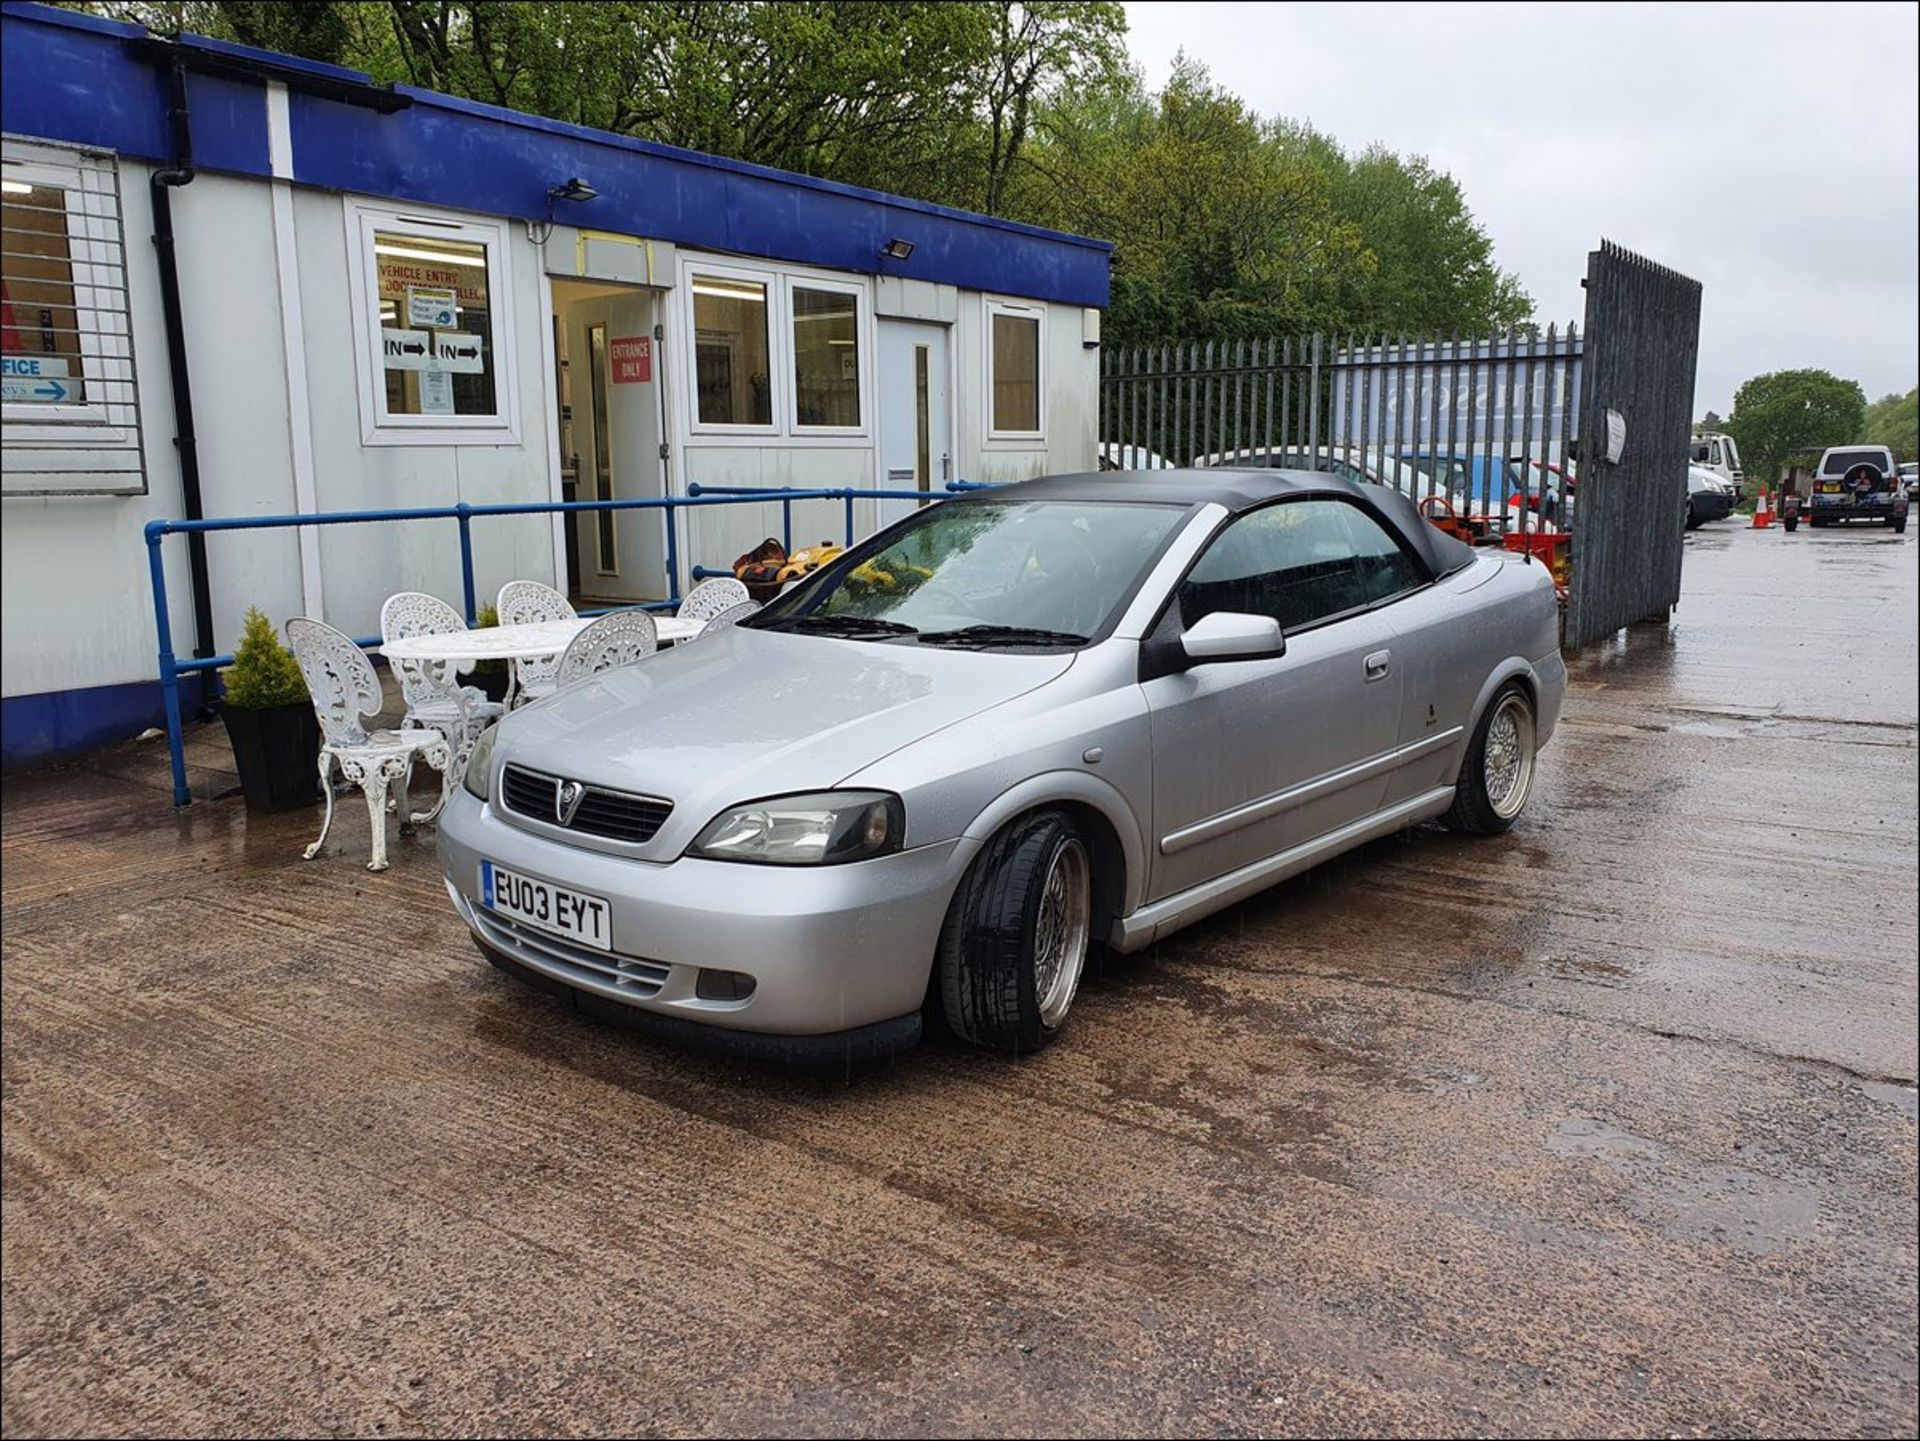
[222,700,322,811]
[473,668,511,705]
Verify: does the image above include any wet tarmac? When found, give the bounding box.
[4,522,1915,1437]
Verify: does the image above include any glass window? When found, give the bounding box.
[587,325,616,574]
[373,230,497,417]
[1819,449,1888,476]
[791,284,859,428]
[3,144,142,493]
[1177,499,1421,633]
[990,308,1040,434]
[758,500,1183,643]
[693,274,772,426]
[2,178,86,400]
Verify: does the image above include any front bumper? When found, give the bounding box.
[438,788,974,1036]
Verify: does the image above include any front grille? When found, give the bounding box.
[469,905,671,998]
[501,763,672,844]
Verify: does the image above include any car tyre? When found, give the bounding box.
[937,809,1092,1053]
[1783,513,1798,532]
[1893,512,1908,535]
[1442,681,1537,836]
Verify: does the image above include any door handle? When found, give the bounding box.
[1364,649,1392,681]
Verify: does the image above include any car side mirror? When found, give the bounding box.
[1179,611,1286,665]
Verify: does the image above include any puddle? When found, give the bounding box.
[1641,1168,1821,1256]
[1860,1081,1919,1122]
[1544,1117,1665,1161]
[1547,1119,1824,1255]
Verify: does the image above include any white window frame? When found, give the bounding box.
[683,259,780,438]
[675,253,874,446]
[784,272,869,438]
[344,197,520,447]
[983,296,1046,447]
[1,143,138,448]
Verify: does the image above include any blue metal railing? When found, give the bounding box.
[143,482,990,806]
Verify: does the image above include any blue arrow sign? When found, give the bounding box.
[33,380,68,401]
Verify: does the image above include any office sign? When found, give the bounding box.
[1,353,80,403]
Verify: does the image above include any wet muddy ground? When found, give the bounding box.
[4,522,1915,1437]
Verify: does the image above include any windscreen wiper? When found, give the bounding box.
[768,613,919,638]
[915,624,1088,649]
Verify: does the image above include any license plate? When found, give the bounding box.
[481,860,612,951]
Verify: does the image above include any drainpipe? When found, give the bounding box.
[149,50,217,700]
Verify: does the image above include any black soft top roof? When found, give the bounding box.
[970,468,1479,580]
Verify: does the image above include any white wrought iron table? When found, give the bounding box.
[379,614,698,709]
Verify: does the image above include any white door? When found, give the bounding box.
[558,287,666,604]
[878,319,950,526]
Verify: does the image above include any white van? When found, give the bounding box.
[1689,432,1744,497]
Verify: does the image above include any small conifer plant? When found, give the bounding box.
[222,607,308,709]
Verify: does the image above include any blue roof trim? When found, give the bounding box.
[0,1,1111,308]
[393,86,1111,255]
[186,70,270,177]
[176,31,374,87]
[0,0,143,40]
[2,5,168,159]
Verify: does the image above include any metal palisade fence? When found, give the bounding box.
[1098,327,1583,532]
[1097,241,1703,648]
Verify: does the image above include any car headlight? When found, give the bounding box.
[692,790,903,865]
[462,723,499,801]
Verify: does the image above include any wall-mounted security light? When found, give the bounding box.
[880,238,914,261]
[547,176,598,204]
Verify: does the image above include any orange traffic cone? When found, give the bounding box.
[1751,488,1772,528]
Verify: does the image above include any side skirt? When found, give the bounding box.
[1110,785,1456,953]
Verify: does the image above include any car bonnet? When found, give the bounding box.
[491,625,1074,845]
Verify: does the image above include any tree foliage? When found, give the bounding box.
[1862,388,1917,462]
[66,2,1528,342]
[1723,369,1868,484]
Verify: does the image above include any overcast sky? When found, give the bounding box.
[1122,1,1919,416]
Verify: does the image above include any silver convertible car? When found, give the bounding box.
[440,471,1566,1058]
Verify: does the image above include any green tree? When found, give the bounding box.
[1723,369,1867,485]
[1013,57,1376,340]
[1307,137,1532,335]
[1862,388,1917,461]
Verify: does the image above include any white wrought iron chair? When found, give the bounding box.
[380,591,503,776]
[495,579,576,703]
[696,599,761,636]
[676,576,751,633]
[286,617,453,873]
[556,609,659,685]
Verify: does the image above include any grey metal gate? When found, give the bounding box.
[1562,241,1704,646]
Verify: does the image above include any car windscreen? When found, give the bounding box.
[754,500,1186,646]
[1820,449,1889,476]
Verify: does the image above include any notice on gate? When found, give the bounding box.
[611,335,651,384]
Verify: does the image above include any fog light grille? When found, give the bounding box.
[695,968,757,1002]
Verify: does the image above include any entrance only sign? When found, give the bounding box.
[611,336,651,384]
